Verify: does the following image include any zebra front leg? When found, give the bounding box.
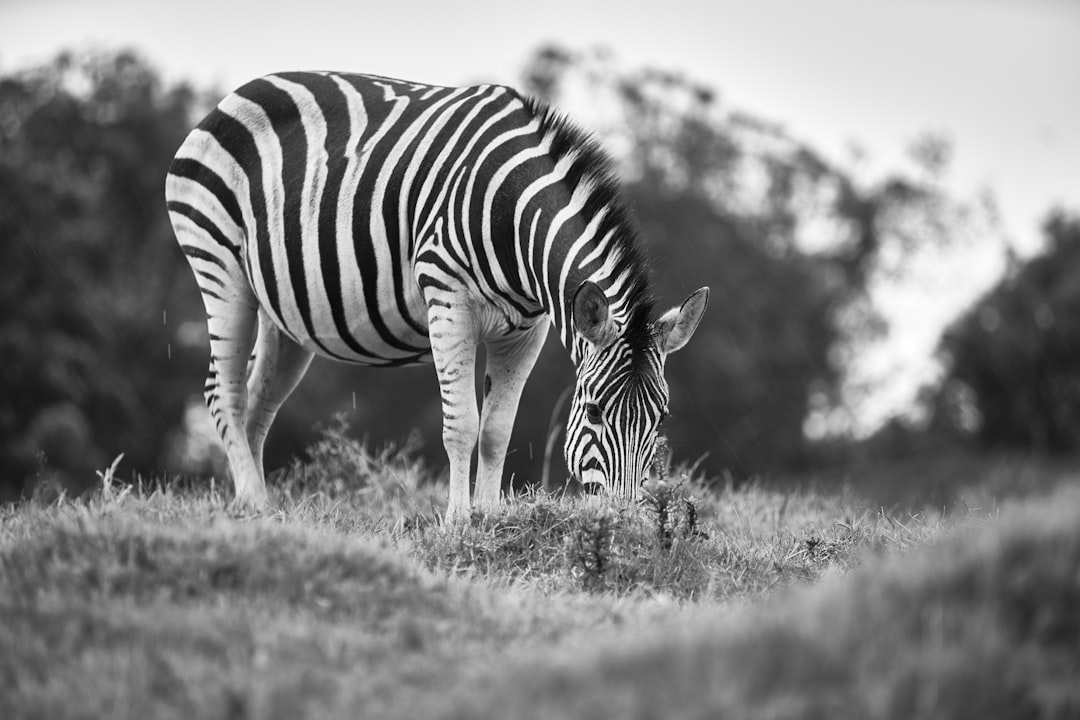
[426,298,481,525]
[475,322,549,508]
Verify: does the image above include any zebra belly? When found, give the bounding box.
[249,241,434,367]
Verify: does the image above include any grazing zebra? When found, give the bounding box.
[166,71,708,522]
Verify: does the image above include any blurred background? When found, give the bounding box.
[2,0,1078,505]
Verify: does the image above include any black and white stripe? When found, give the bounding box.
[166,71,707,519]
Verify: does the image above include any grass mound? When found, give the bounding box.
[2,425,1069,719]
[408,476,935,601]
[429,484,1080,720]
[2,516,450,622]
[0,492,503,720]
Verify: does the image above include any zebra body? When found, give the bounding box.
[166,71,708,521]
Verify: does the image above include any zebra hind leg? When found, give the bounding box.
[202,294,268,510]
[169,199,266,509]
[245,309,314,481]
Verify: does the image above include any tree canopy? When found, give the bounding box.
[0,51,205,499]
[933,212,1080,453]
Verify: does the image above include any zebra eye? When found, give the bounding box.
[658,410,670,427]
[585,402,602,424]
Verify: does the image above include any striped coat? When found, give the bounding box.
[166,71,708,521]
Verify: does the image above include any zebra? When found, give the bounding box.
[165,71,708,523]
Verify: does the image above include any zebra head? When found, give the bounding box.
[564,281,709,497]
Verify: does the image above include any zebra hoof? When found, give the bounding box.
[227,493,269,517]
[443,504,471,528]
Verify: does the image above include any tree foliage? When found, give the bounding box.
[934,212,1080,452]
[517,45,962,476]
[0,51,205,499]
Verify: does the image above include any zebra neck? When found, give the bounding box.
[550,267,648,369]
[513,206,651,368]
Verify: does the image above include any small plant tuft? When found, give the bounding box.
[570,507,616,591]
[682,495,706,540]
[641,478,677,549]
[95,453,127,503]
[641,476,709,548]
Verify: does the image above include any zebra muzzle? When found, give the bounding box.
[579,459,605,492]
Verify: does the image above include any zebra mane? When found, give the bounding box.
[519,94,659,374]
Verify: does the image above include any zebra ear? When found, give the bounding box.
[573,281,616,347]
[655,287,709,354]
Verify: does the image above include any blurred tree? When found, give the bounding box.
[933,211,1080,453]
[511,45,964,479]
[0,50,206,499]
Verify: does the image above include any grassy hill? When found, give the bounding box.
[434,484,1080,720]
[1,432,1077,719]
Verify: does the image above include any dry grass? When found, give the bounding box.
[1,428,1075,719]
[430,483,1080,720]
[407,476,939,602]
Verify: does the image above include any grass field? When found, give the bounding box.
[2,431,1078,719]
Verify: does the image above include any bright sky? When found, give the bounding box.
[3,0,1078,428]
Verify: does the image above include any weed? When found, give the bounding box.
[569,507,616,591]
[641,478,677,549]
[682,495,706,540]
[95,453,125,500]
[640,476,707,549]
[274,413,444,532]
